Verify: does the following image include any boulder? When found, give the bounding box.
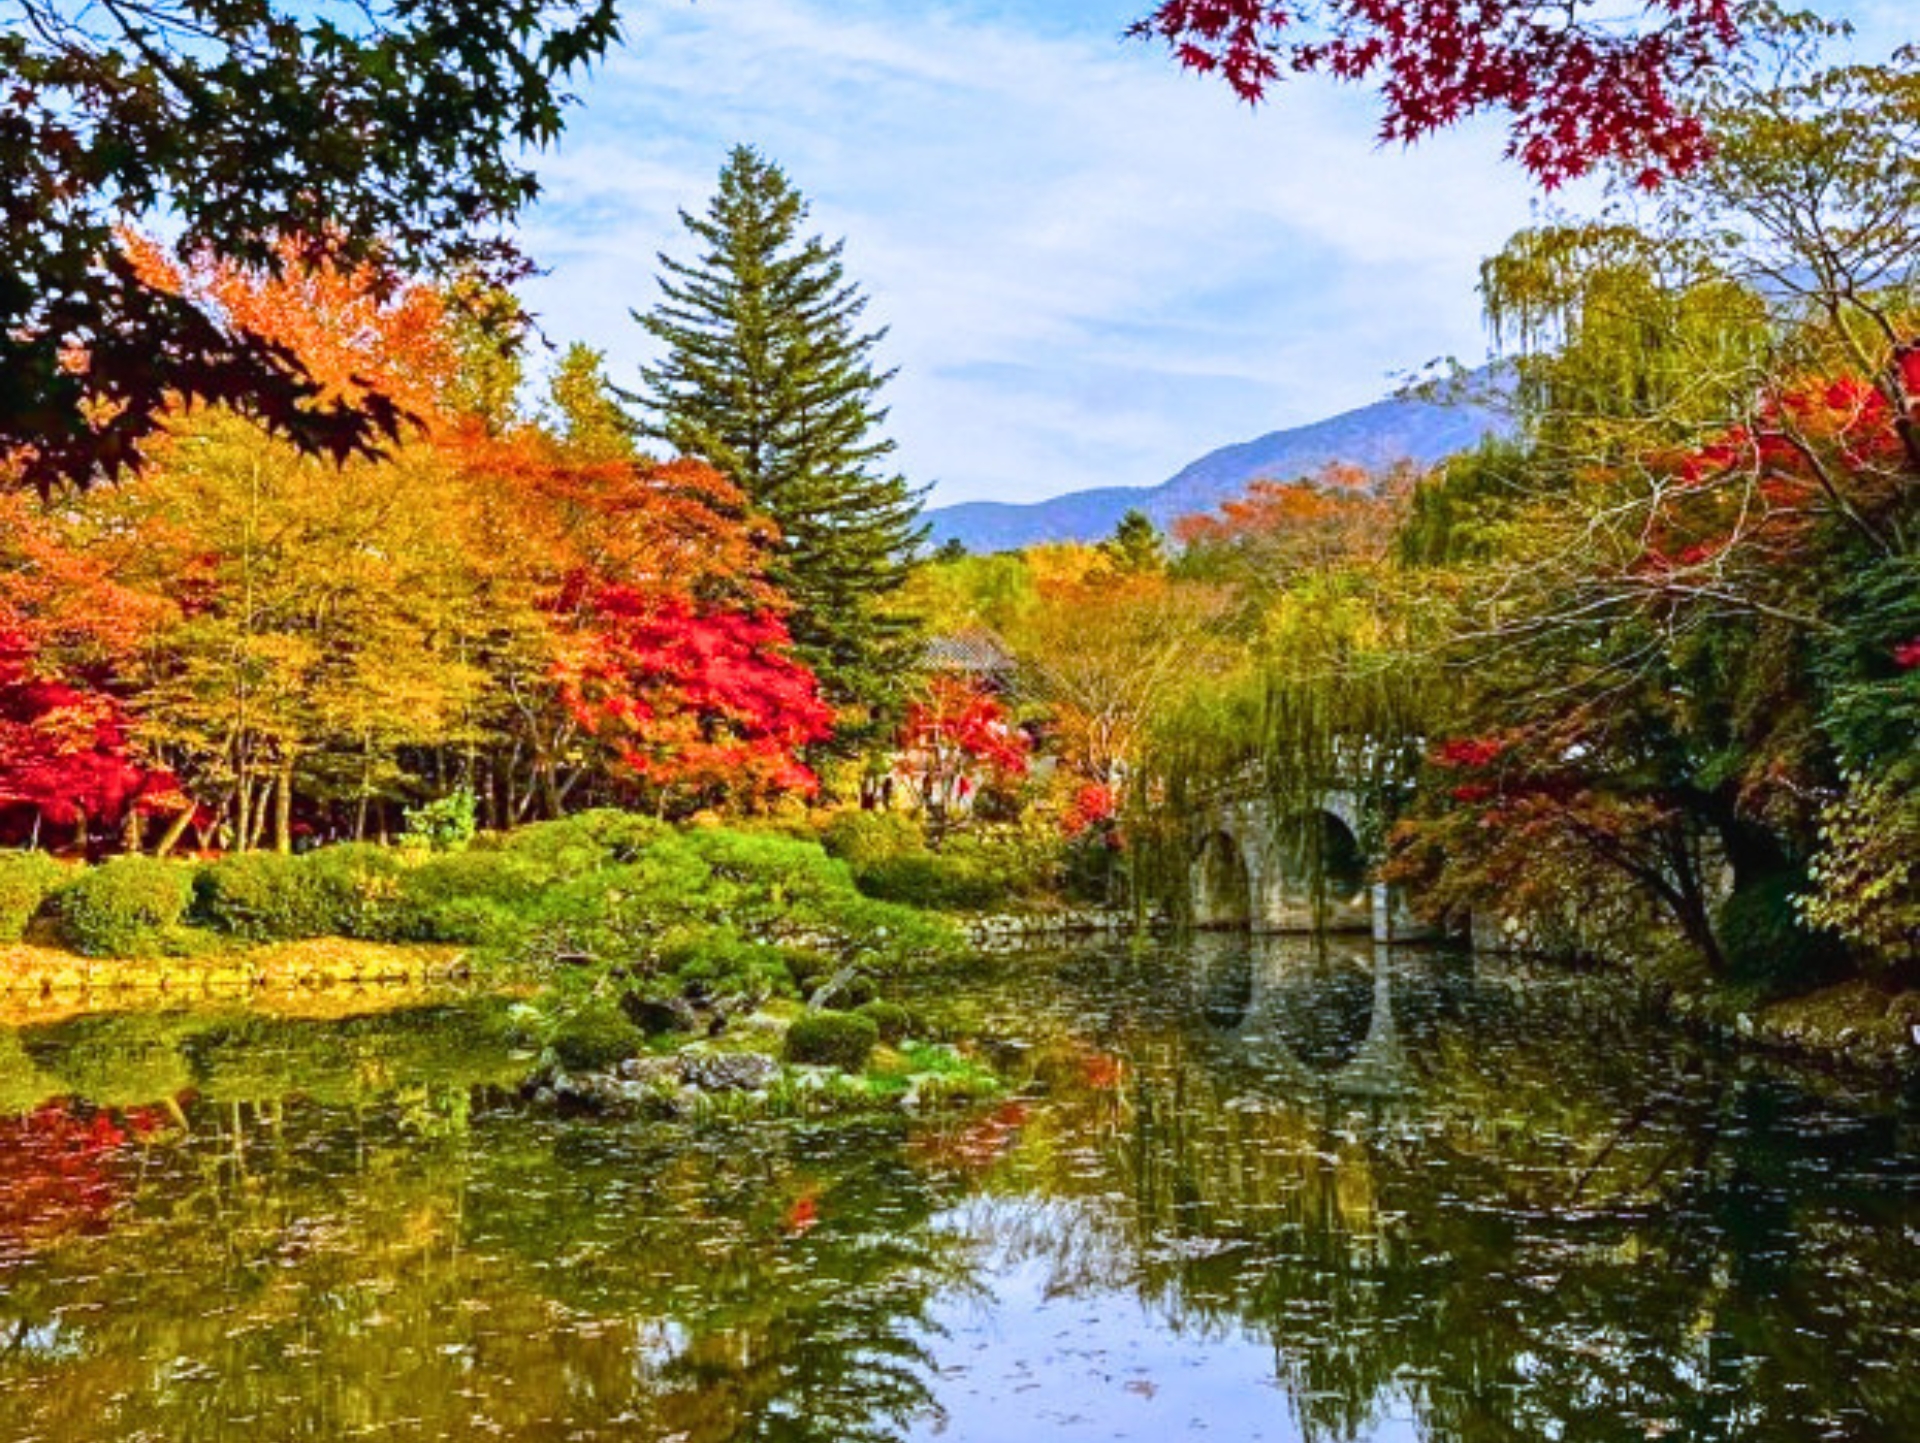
[678,1048,778,1093]
[621,992,699,1036]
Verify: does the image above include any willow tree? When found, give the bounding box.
[1479,222,1772,468]
[1391,31,1920,978]
[1129,545,1444,925]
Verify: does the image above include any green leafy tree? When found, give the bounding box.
[545,343,637,463]
[628,145,926,728]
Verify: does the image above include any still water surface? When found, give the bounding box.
[1,940,1913,1442]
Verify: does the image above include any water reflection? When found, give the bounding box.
[0,946,1913,1443]
[1190,934,1410,1100]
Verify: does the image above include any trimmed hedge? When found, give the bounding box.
[784,1010,879,1072]
[855,999,914,1044]
[300,843,408,938]
[548,1004,644,1073]
[193,845,411,942]
[484,809,665,879]
[55,856,194,957]
[822,811,1067,912]
[853,852,1005,911]
[0,850,66,941]
[392,851,547,944]
[194,852,335,940]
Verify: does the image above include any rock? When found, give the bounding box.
[678,1048,778,1093]
[617,1055,683,1086]
[621,992,699,1036]
[808,964,864,1010]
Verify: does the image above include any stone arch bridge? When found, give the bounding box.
[1188,788,1435,941]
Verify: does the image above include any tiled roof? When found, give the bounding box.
[924,629,1015,676]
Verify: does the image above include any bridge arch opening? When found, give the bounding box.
[1282,809,1369,914]
[1264,949,1376,1072]
[1192,830,1251,928]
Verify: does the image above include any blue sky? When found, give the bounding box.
[516,0,1911,509]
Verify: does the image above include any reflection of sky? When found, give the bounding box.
[909,1242,1423,1442]
[517,0,1911,509]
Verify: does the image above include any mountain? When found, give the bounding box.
[925,389,1507,553]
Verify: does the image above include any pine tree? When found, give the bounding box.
[1099,509,1166,576]
[628,145,926,729]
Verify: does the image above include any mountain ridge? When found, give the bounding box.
[925,389,1506,553]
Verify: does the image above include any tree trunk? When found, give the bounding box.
[274,754,295,854]
[246,778,270,851]
[154,806,196,860]
[233,772,251,853]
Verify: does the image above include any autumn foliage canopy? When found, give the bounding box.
[0,239,833,847]
[1133,0,1741,186]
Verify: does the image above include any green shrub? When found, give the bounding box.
[942,826,1067,903]
[489,809,663,879]
[547,1003,644,1073]
[855,999,913,1044]
[820,810,926,869]
[0,850,66,941]
[194,851,334,940]
[299,843,408,939]
[854,851,1004,910]
[401,788,478,853]
[394,852,546,943]
[659,926,794,997]
[784,1010,879,1072]
[827,816,1064,913]
[192,845,420,942]
[55,856,195,957]
[1718,871,1848,992]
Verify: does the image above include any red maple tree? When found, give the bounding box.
[893,676,1031,834]
[553,589,833,811]
[1133,0,1742,187]
[0,491,181,848]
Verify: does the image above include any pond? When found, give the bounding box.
[0,938,1913,1442]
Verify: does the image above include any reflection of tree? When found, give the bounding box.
[940,946,1918,1443]
[465,1118,963,1442]
[0,1007,973,1443]
[0,967,1913,1443]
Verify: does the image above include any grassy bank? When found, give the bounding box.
[0,812,1035,1116]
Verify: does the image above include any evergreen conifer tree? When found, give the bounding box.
[627,146,926,729]
[1099,509,1166,576]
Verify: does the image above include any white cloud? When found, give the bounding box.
[518,0,1563,505]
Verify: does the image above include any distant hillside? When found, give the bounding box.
[926,389,1507,553]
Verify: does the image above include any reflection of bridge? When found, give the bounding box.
[1189,934,1412,1099]
[1189,788,1436,940]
